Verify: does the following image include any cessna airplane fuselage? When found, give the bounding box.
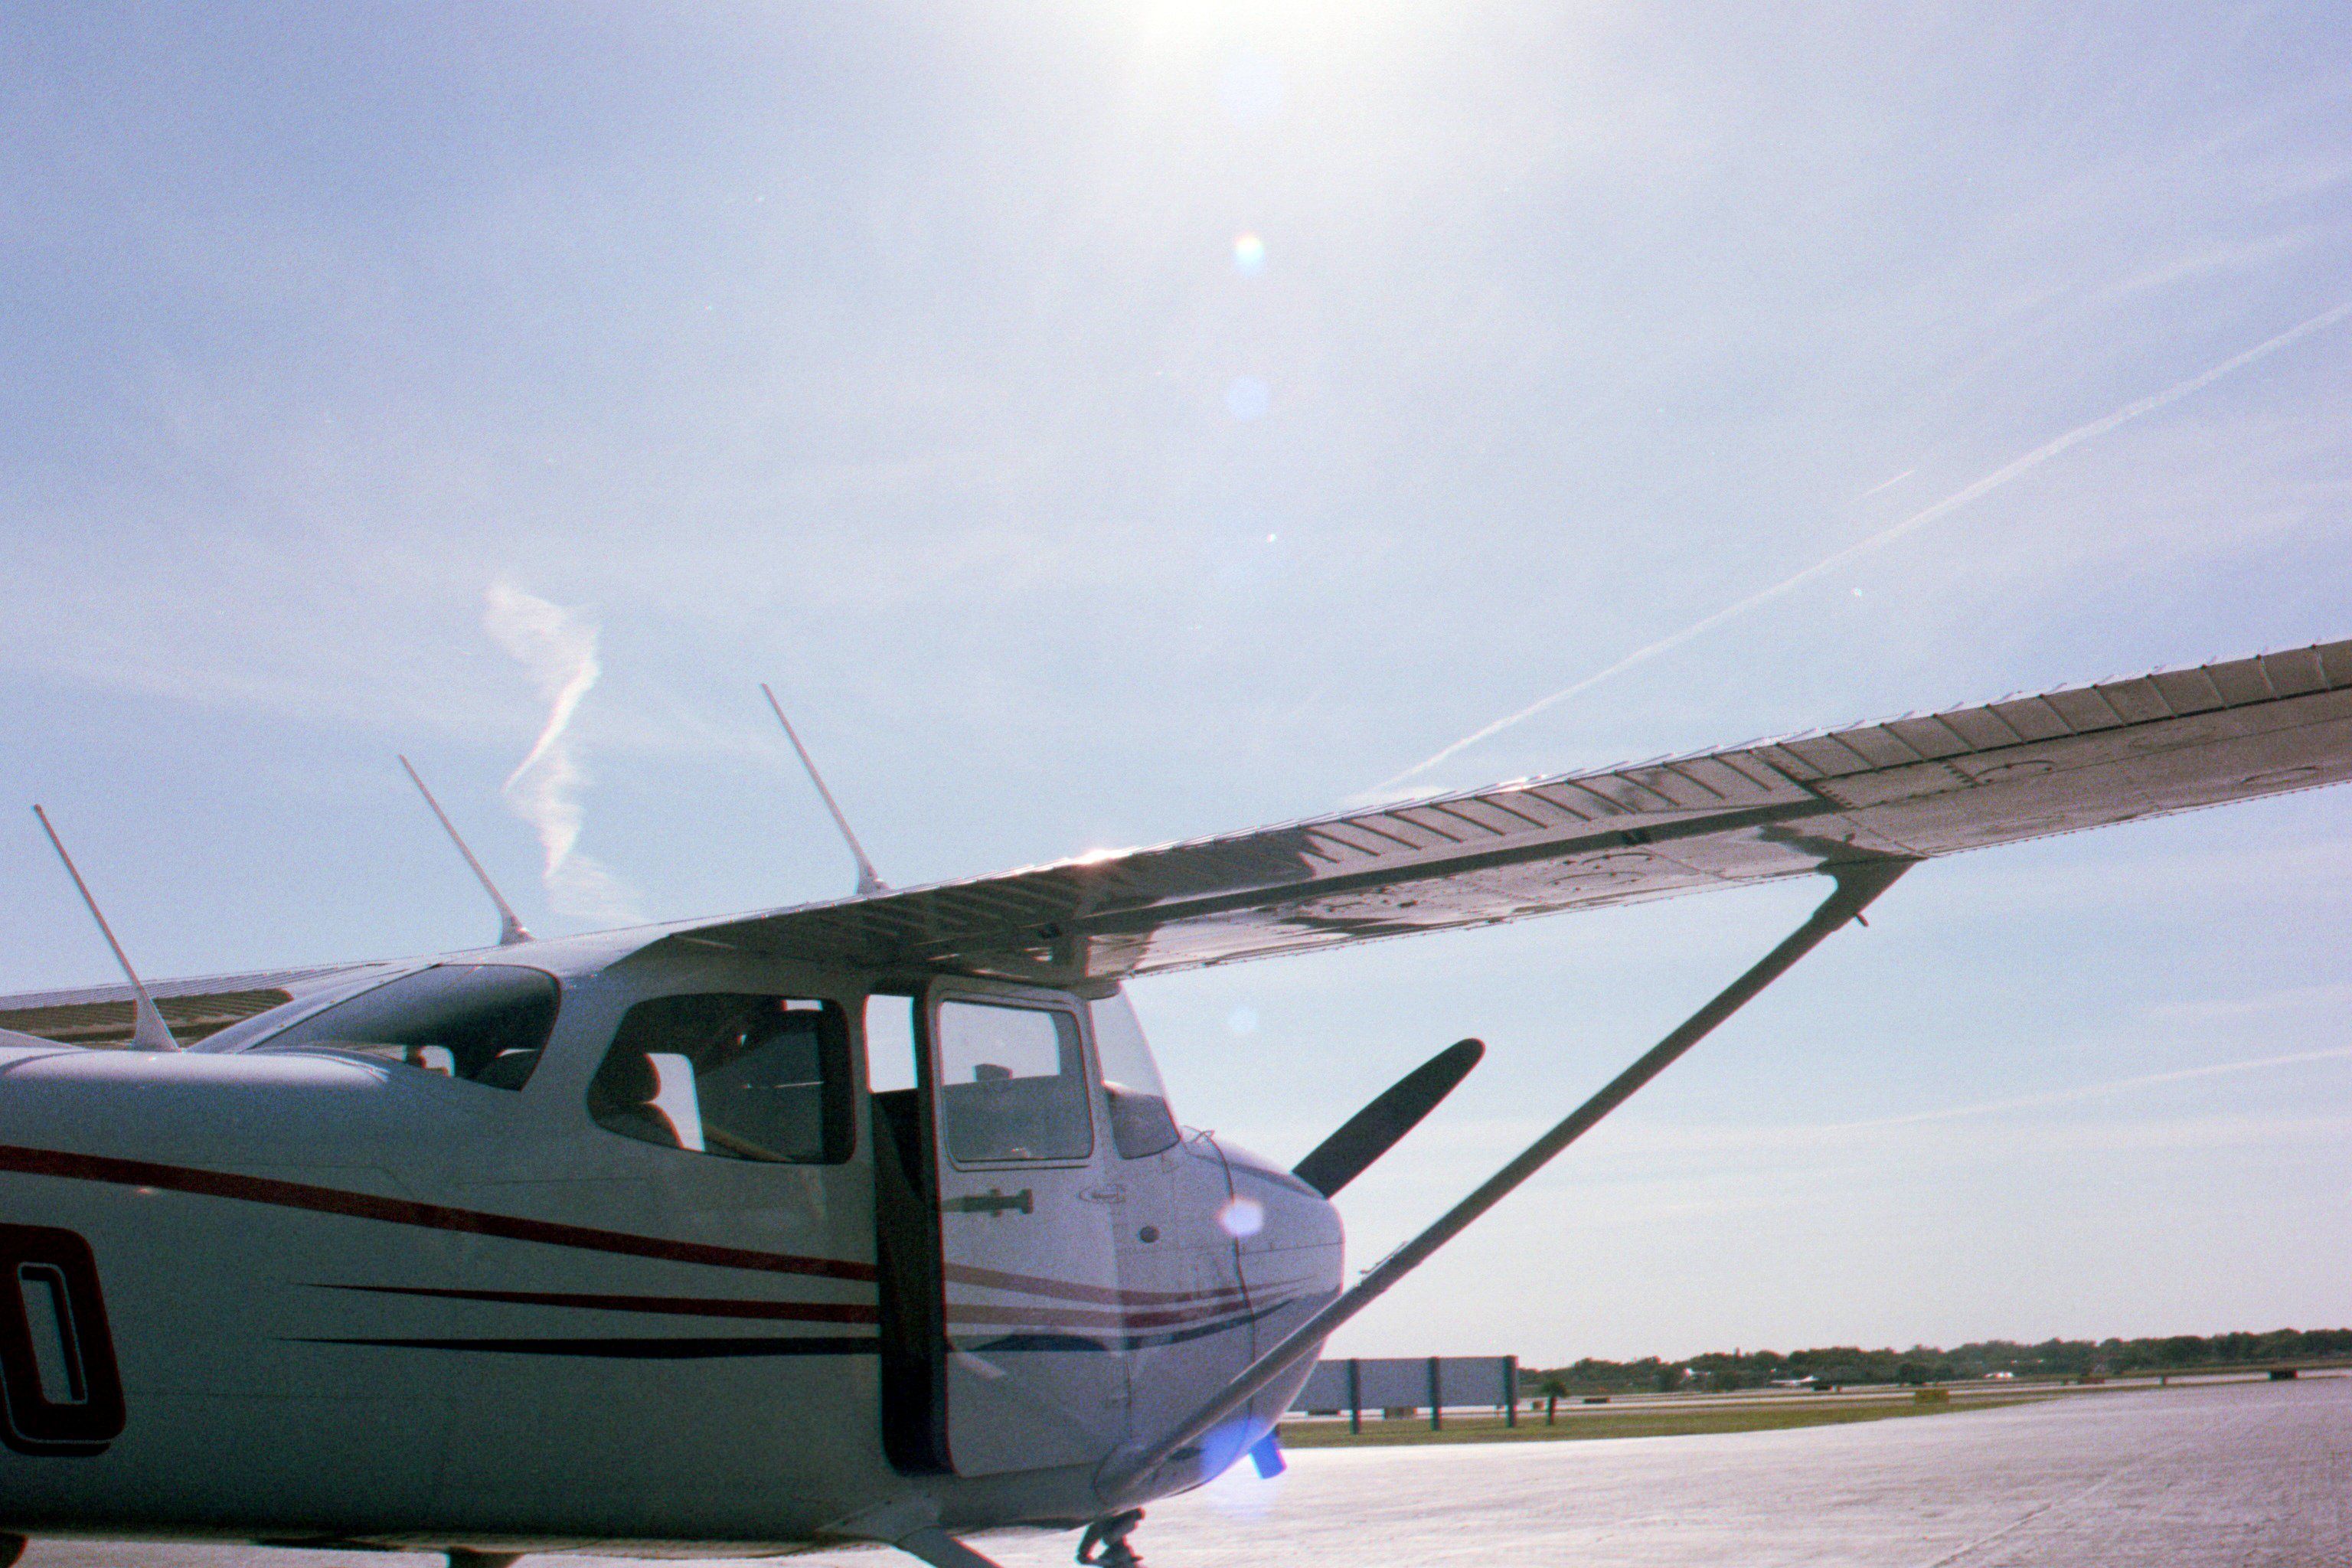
[0,938,1334,1555]
[5,637,2352,1566]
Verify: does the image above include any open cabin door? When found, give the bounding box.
[923,978,1127,1477]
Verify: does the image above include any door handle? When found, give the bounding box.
[1078,1185,1129,1206]
[943,1188,1033,1217]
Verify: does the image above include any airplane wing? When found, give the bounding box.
[0,964,388,1047]
[653,639,2352,985]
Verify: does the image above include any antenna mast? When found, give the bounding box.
[31,805,180,1050]
[399,756,532,946]
[761,684,886,897]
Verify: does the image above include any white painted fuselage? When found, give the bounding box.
[0,932,1340,1554]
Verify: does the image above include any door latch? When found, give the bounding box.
[942,1188,1033,1217]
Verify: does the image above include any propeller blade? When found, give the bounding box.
[1292,1037,1484,1197]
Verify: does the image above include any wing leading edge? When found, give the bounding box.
[651,639,2352,986]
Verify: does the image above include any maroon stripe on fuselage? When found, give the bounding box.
[325,1282,1254,1334]
[946,1300,1254,1331]
[0,1142,1249,1308]
[0,1143,877,1282]
[940,1261,1249,1309]
[319,1283,883,1324]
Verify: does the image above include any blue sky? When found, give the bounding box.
[2,3,2348,1361]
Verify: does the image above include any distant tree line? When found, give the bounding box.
[1527,1328,2352,1393]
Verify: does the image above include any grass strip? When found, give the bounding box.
[1279,1395,2050,1448]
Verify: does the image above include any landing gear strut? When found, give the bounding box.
[1077,1508,1145,1567]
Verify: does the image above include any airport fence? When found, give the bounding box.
[1289,1355,1520,1432]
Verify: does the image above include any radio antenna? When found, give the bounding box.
[31,805,180,1050]
[398,756,531,946]
[760,684,886,897]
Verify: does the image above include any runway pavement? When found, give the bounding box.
[21,1374,2346,1568]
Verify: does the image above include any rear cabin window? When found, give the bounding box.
[250,964,557,1090]
[935,1000,1093,1165]
[587,995,853,1165]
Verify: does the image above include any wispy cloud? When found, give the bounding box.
[2144,982,2352,1024]
[1369,300,2352,796]
[1825,1046,2352,1133]
[2088,228,2321,308]
[1329,1045,2352,1180]
[482,583,642,926]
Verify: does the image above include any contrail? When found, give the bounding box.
[1855,468,1915,499]
[1830,1044,2352,1132]
[484,582,642,925]
[1372,301,2352,797]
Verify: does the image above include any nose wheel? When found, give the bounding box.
[1077,1508,1145,1567]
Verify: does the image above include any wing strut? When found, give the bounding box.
[1096,854,1914,1503]
[29,805,181,1051]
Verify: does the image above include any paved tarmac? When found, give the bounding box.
[21,1374,2347,1568]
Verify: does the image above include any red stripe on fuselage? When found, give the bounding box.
[941,1261,1247,1310]
[319,1283,883,1324]
[0,1142,876,1282]
[323,1282,1256,1334]
[0,1143,1248,1308]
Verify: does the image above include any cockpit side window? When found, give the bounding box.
[249,964,559,1090]
[586,995,853,1165]
[1088,992,1180,1159]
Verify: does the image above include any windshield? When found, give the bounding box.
[247,963,559,1090]
[193,965,421,1054]
[1089,991,1180,1159]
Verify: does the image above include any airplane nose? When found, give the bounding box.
[1202,1139,1343,1423]
[1210,1142,1342,1292]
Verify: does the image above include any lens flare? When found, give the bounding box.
[1217,1197,1266,1238]
[1198,1421,1285,1519]
[1224,377,1270,420]
[1233,233,1266,276]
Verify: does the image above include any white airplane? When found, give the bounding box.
[1,640,2347,1568]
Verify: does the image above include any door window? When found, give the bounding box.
[587,995,852,1164]
[934,1000,1092,1165]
